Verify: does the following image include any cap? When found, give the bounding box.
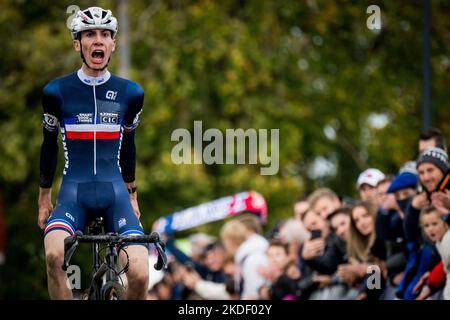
[417,147,449,175]
[387,172,418,193]
[357,168,386,189]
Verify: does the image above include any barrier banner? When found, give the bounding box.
[153,191,267,234]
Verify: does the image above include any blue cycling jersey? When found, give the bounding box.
[40,68,145,237]
[42,68,143,183]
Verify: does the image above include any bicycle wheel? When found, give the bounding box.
[101,281,125,300]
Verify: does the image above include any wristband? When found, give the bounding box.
[127,186,137,194]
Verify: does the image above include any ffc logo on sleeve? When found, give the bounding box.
[43,113,59,131]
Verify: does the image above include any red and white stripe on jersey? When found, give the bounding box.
[65,123,121,140]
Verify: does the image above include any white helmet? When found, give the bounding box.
[70,7,118,40]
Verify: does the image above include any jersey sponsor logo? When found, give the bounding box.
[60,127,69,174]
[43,113,59,131]
[118,218,127,229]
[100,112,119,124]
[106,90,118,100]
[76,113,93,124]
[65,212,75,222]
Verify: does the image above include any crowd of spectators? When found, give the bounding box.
[147,128,450,300]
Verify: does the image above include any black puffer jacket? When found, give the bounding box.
[302,232,348,275]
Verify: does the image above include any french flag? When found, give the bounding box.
[64,118,120,140]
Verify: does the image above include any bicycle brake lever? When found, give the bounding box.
[154,242,168,271]
[62,231,82,271]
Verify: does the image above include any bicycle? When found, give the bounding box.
[62,217,167,300]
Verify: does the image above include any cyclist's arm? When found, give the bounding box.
[40,82,62,189]
[38,82,62,229]
[120,82,144,184]
[120,130,136,184]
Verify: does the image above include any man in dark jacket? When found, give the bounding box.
[397,147,449,299]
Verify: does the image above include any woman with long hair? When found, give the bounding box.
[337,202,386,299]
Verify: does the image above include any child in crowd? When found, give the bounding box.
[415,206,450,300]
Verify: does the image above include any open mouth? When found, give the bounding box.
[91,50,105,64]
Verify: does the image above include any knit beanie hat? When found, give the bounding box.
[417,147,449,174]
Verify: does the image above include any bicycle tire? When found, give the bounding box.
[101,281,125,300]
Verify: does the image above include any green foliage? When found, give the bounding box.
[0,0,449,298]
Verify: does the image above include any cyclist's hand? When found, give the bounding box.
[129,192,141,219]
[38,188,53,230]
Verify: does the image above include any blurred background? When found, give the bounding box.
[0,0,449,298]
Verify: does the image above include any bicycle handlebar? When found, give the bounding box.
[74,232,162,244]
[62,231,168,272]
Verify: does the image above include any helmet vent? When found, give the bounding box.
[84,10,93,20]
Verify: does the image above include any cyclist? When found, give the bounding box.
[38,6,148,299]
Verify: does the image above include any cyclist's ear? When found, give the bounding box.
[73,39,81,52]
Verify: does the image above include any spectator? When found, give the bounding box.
[307,188,342,220]
[299,210,349,299]
[389,170,418,213]
[376,176,397,212]
[258,240,299,300]
[179,267,232,300]
[165,238,227,284]
[278,218,310,263]
[178,255,238,300]
[152,277,173,300]
[338,202,386,300]
[237,213,264,235]
[418,128,448,153]
[327,207,351,241]
[403,147,450,273]
[357,168,386,204]
[293,197,310,221]
[416,206,450,300]
[372,168,418,298]
[220,219,269,299]
[188,233,216,263]
[396,148,448,299]
[417,147,449,198]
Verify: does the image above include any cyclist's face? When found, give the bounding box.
[75,29,116,71]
